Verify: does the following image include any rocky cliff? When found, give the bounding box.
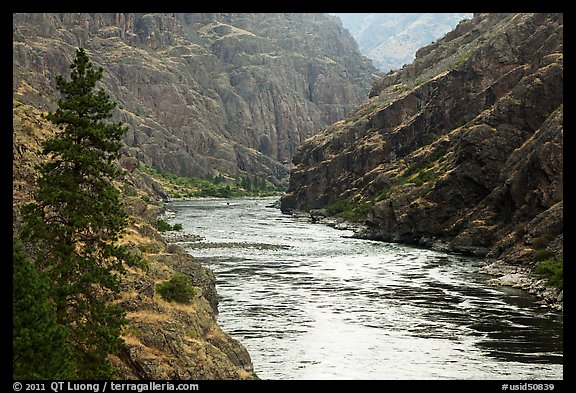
[13,13,378,184]
[281,13,563,307]
[13,101,257,379]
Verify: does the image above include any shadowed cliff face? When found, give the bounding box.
[281,13,563,265]
[13,13,378,184]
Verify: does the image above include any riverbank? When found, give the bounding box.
[478,260,563,312]
[111,176,260,379]
[301,209,563,313]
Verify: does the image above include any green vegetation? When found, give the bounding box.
[421,132,439,146]
[531,240,562,289]
[413,76,428,87]
[325,199,373,222]
[400,164,439,187]
[346,102,380,123]
[139,165,284,199]
[322,144,451,222]
[449,47,476,70]
[325,199,353,216]
[155,218,183,232]
[533,258,563,290]
[121,326,141,338]
[374,186,392,202]
[18,48,143,379]
[13,236,76,379]
[156,274,197,304]
[398,145,448,187]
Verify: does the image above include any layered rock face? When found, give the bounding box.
[282,13,563,267]
[13,13,377,183]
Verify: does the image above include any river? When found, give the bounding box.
[164,197,563,380]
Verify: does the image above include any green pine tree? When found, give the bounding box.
[13,236,76,380]
[19,47,141,379]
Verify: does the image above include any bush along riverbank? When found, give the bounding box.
[479,250,563,312]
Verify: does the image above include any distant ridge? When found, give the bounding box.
[333,13,473,72]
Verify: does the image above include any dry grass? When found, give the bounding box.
[126,310,171,323]
[154,293,200,314]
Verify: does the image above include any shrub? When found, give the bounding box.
[341,201,373,222]
[374,186,391,202]
[532,235,554,249]
[156,274,196,304]
[156,218,173,232]
[325,199,372,222]
[421,133,438,145]
[533,259,563,290]
[156,219,183,231]
[325,200,352,215]
[533,249,555,262]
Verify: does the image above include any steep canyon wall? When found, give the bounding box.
[13,13,378,183]
[281,13,563,274]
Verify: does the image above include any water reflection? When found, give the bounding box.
[166,197,563,380]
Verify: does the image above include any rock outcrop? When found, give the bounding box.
[281,13,563,307]
[13,101,258,379]
[13,13,378,184]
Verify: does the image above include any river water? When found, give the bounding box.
[164,197,563,380]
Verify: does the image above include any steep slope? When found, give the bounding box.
[13,13,378,184]
[13,100,258,379]
[281,13,563,304]
[334,13,472,72]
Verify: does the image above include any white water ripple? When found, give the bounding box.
[165,197,563,380]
